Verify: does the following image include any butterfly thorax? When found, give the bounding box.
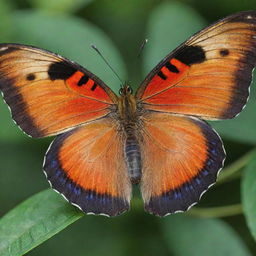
[117,85,142,184]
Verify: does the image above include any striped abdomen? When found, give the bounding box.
[125,133,142,184]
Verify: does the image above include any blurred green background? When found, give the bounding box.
[1,0,256,255]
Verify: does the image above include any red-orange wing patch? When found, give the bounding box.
[136,11,256,120]
[0,43,117,138]
[140,112,225,216]
[44,118,131,216]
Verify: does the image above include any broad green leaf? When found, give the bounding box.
[28,0,93,14]
[162,215,252,256]
[28,209,138,256]
[143,2,206,75]
[0,0,14,41]
[0,189,83,256]
[0,10,126,142]
[242,152,256,240]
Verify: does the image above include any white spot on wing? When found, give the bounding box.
[0,47,8,51]
[71,203,83,211]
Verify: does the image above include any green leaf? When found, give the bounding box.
[28,0,93,14]
[242,152,256,240]
[162,215,252,256]
[0,189,83,256]
[0,0,14,41]
[211,79,256,144]
[143,2,206,75]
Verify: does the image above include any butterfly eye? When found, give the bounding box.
[127,86,133,94]
[119,88,123,95]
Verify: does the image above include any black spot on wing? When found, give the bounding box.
[48,61,77,80]
[219,49,229,57]
[165,62,179,73]
[90,82,97,91]
[26,73,36,81]
[77,75,89,86]
[174,45,206,65]
[157,71,167,80]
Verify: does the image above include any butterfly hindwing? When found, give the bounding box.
[44,118,131,216]
[136,11,256,120]
[140,112,225,216]
[0,43,117,138]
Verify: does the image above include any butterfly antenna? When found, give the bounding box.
[137,39,148,58]
[91,44,123,85]
[130,39,148,77]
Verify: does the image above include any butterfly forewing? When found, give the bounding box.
[136,11,256,120]
[0,43,117,138]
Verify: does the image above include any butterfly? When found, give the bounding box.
[0,11,256,217]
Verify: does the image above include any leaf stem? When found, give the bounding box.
[217,150,256,184]
[186,204,243,218]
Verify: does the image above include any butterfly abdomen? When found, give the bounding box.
[124,127,142,184]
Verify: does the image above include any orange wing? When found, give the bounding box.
[0,43,117,138]
[140,112,225,216]
[136,11,256,120]
[44,118,131,216]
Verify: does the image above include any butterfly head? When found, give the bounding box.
[119,85,133,96]
[117,85,137,120]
